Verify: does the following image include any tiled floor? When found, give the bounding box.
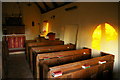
[7,52,33,79]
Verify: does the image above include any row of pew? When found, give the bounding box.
[2,37,9,79]
[2,41,9,79]
[25,40,114,80]
[1,37,62,79]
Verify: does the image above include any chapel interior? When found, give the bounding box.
[1,2,120,80]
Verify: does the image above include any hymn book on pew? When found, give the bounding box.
[98,60,106,64]
[82,64,91,69]
[52,71,62,77]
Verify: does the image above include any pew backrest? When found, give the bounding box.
[26,40,64,61]
[30,44,76,72]
[47,53,114,79]
[47,61,114,79]
[36,49,91,79]
[37,49,91,60]
[49,53,114,71]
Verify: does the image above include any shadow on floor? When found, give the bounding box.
[7,53,33,79]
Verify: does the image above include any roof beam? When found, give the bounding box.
[63,2,72,6]
[34,2,45,14]
[35,2,72,14]
[52,2,58,8]
[43,2,51,11]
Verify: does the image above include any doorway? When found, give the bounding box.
[63,24,79,44]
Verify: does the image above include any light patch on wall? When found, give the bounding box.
[92,23,118,50]
[92,25,102,50]
[44,22,49,36]
[41,21,49,37]
[105,23,118,41]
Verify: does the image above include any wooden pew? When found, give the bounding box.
[2,37,9,79]
[44,52,114,79]
[30,44,76,71]
[38,39,60,42]
[35,49,91,79]
[25,40,64,62]
[45,61,114,80]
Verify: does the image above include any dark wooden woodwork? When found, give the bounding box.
[30,44,76,73]
[34,2,45,13]
[25,40,36,44]
[38,52,114,80]
[46,61,113,80]
[34,49,91,78]
[25,39,61,58]
[34,2,72,14]
[43,2,50,11]
[52,2,58,8]
[25,40,64,62]
[2,37,9,79]
[3,26,25,34]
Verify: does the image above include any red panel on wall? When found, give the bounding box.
[14,37,19,48]
[8,37,15,48]
[6,35,25,49]
[18,36,25,48]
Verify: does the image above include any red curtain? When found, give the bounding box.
[6,36,25,48]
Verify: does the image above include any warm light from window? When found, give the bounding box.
[105,23,118,41]
[45,22,49,36]
[41,22,49,37]
[92,25,102,50]
[92,23,118,50]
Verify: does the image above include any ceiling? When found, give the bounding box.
[2,2,72,15]
[33,2,72,14]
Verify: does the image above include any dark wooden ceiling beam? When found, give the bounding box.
[43,2,51,11]
[52,2,58,8]
[35,2,72,14]
[43,2,72,13]
[64,2,72,4]
[34,2,45,14]
[62,2,72,6]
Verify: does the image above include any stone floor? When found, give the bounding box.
[7,52,33,79]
